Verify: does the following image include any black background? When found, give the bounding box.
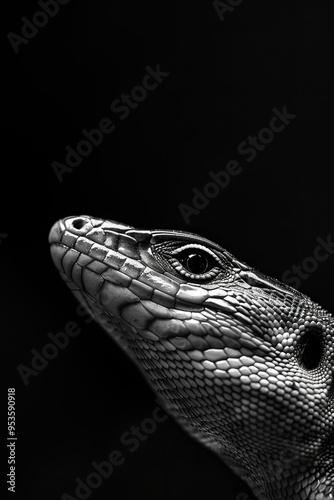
[2,1,334,499]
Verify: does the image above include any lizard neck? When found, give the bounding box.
[218,446,334,500]
[250,467,334,500]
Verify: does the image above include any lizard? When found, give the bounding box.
[49,215,334,500]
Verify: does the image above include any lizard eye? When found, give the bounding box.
[169,245,221,280]
[179,251,213,274]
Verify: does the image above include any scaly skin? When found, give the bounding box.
[49,215,334,500]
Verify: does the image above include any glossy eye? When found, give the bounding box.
[180,252,212,274]
[169,245,221,280]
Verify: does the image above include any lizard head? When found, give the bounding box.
[49,215,334,498]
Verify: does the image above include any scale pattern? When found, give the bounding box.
[49,215,334,500]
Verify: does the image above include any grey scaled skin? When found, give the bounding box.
[49,215,334,500]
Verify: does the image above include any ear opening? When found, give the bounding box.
[296,328,323,370]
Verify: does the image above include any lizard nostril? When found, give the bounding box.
[72,218,87,230]
[64,216,93,235]
[297,330,323,370]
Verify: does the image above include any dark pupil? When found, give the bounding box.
[183,253,209,274]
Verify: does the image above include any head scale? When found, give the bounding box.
[49,215,334,499]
